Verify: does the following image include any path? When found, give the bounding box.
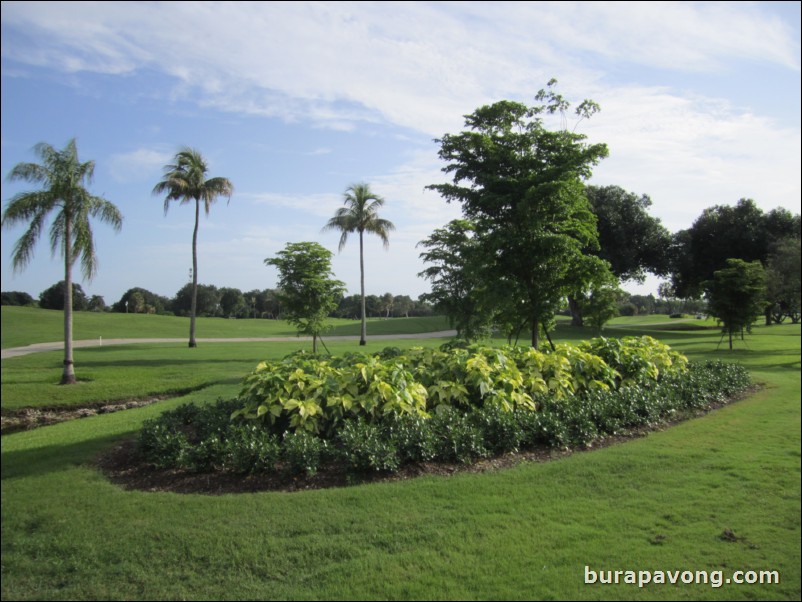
[0,331,459,360]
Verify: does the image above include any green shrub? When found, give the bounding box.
[337,419,400,473]
[282,430,327,476]
[224,424,281,474]
[472,405,525,454]
[433,408,489,464]
[384,414,438,463]
[136,347,750,477]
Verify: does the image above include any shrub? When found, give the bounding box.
[383,413,438,463]
[224,424,281,474]
[136,346,751,477]
[337,419,400,473]
[433,408,489,464]
[472,405,525,454]
[282,430,327,476]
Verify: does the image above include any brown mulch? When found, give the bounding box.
[0,396,173,435]
[95,437,582,495]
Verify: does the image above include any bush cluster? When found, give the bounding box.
[137,338,751,477]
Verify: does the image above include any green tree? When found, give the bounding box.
[172,282,221,317]
[670,199,799,299]
[705,259,767,350]
[765,238,801,324]
[2,139,123,384]
[418,219,494,340]
[0,291,35,306]
[219,287,248,318]
[323,183,395,345]
[153,147,234,347]
[265,242,345,353]
[427,81,608,348]
[38,280,89,311]
[112,287,171,314]
[88,294,106,312]
[583,283,622,333]
[566,185,672,326]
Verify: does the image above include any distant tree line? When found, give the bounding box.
[2,282,435,320]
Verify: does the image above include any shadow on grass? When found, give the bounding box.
[1,431,133,481]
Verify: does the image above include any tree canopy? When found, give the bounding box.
[705,259,767,350]
[265,242,345,352]
[425,81,609,348]
[670,199,799,299]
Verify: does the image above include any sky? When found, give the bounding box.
[1,1,800,306]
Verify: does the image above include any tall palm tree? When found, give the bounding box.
[2,139,123,384]
[153,147,233,348]
[323,182,394,345]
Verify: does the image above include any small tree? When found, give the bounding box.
[583,283,622,333]
[705,259,766,350]
[265,242,345,353]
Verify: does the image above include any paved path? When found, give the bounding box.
[1,331,458,360]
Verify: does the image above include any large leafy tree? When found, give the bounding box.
[153,147,233,347]
[265,242,345,353]
[670,199,799,299]
[426,81,608,348]
[2,139,123,384]
[765,238,801,324]
[705,259,766,350]
[566,185,671,326]
[323,183,394,346]
[586,185,672,281]
[39,280,88,311]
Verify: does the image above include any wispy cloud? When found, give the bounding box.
[108,147,172,182]
[3,2,798,135]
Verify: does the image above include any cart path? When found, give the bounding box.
[1,331,459,359]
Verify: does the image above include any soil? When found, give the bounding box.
[0,396,172,435]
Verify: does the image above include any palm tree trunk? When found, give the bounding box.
[359,230,367,346]
[189,199,200,348]
[61,216,77,384]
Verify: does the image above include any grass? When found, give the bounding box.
[1,306,452,349]
[1,314,799,600]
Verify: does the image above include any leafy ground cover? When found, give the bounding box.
[1,317,799,600]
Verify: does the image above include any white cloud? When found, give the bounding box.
[108,147,172,182]
[3,2,798,135]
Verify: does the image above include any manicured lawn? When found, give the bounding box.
[1,317,799,600]
[0,306,451,349]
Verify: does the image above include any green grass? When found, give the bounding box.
[1,306,452,349]
[1,317,799,600]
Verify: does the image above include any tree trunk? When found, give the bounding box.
[61,216,77,385]
[189,198,200,348]
[359,230,367,346]
[531,317,540,350]
[568,296,584,327]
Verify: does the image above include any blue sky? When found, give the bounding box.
[2,1,800,305]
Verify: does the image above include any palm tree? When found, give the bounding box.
[2,139,123,384]
[323,183,394,345]
[153,148,233,348]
